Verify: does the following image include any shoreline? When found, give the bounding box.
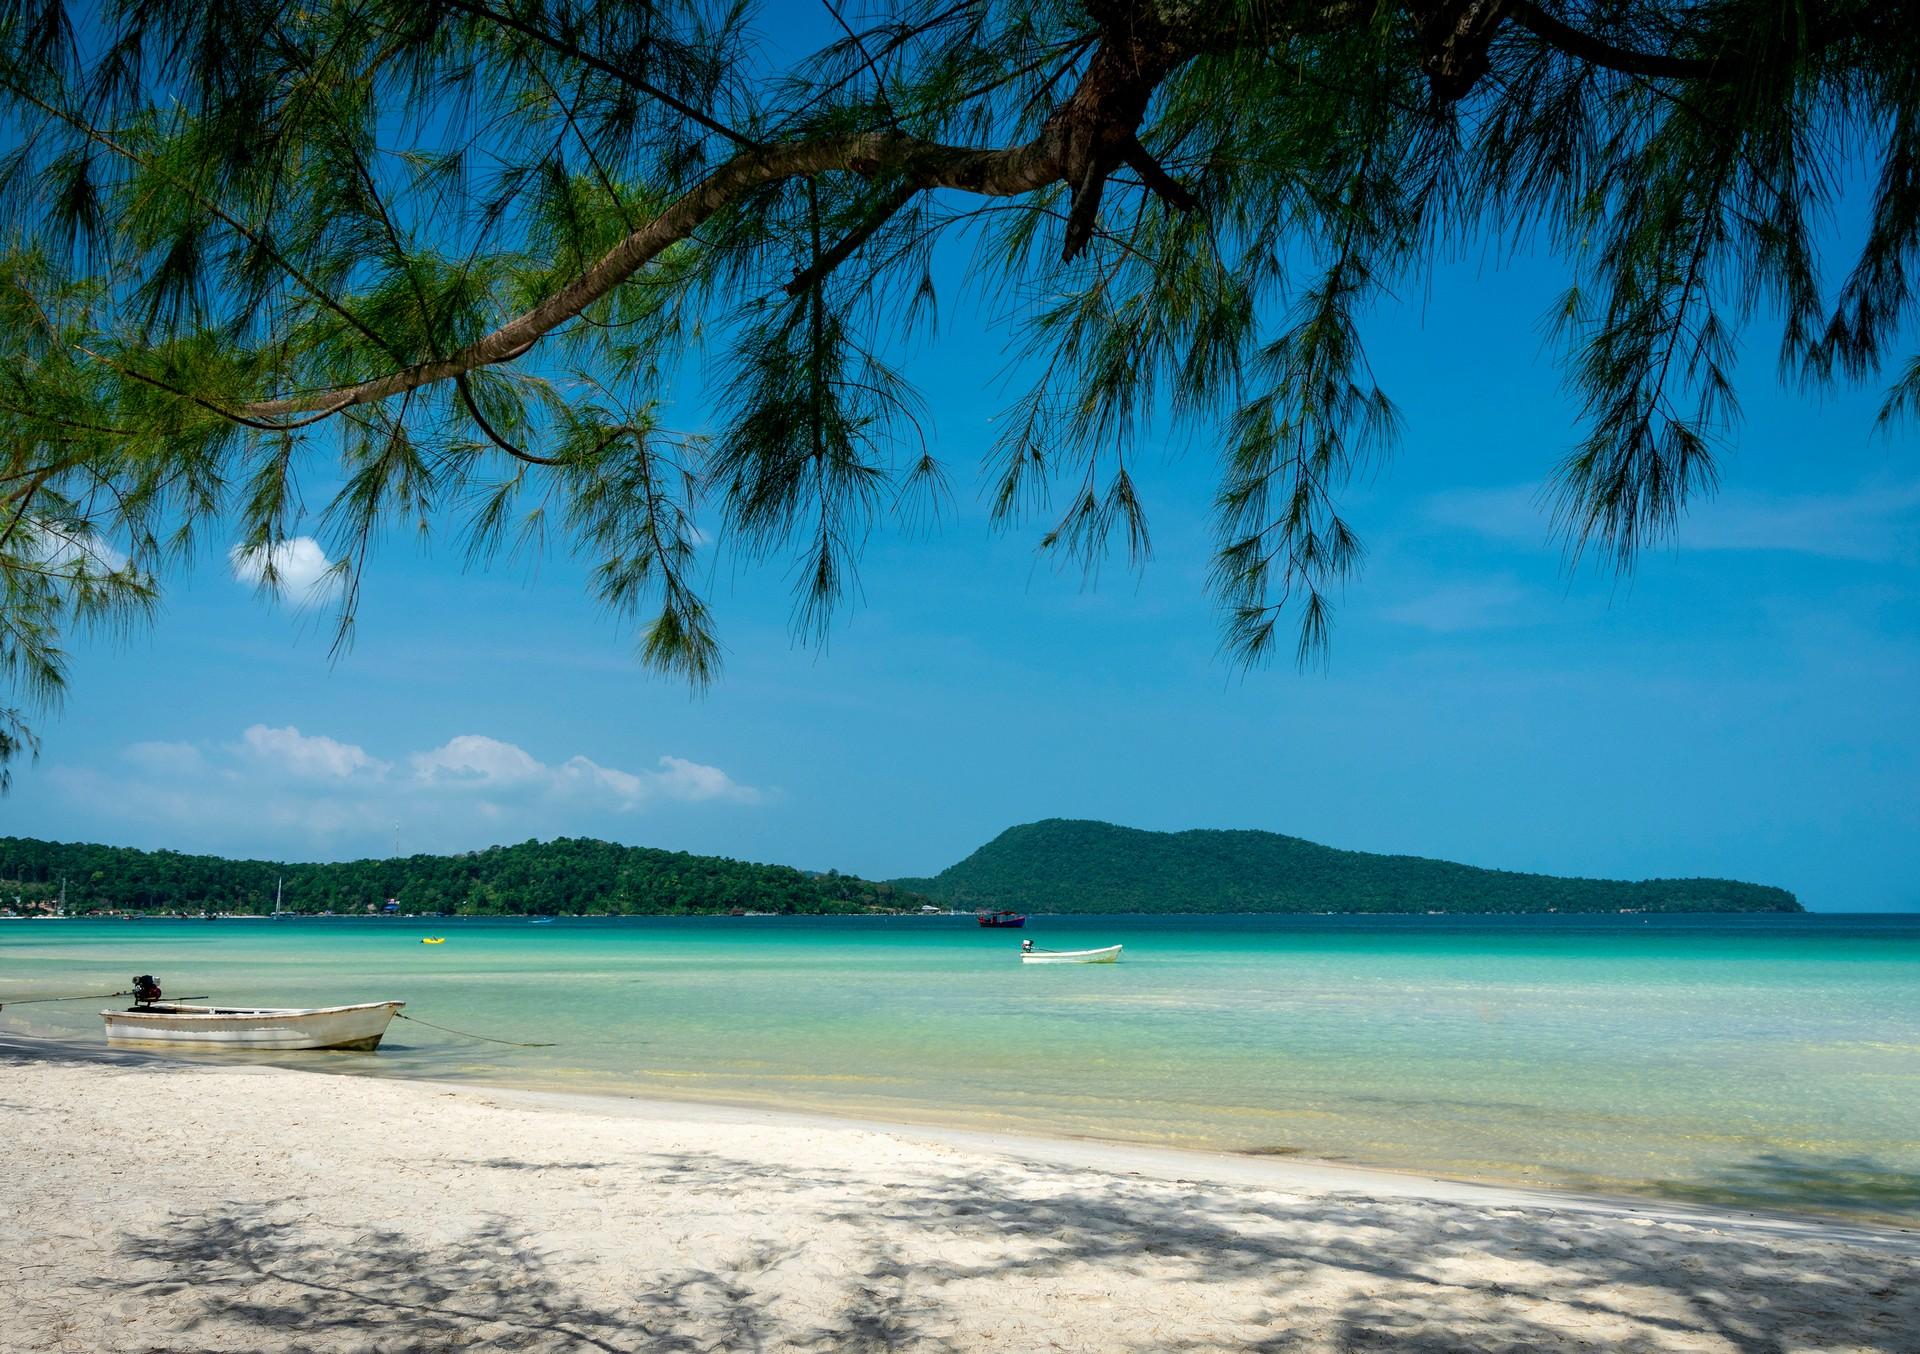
[5,1030,1916,1239]
[3,1037,1914,1352]
[457,1079,1920,1249]
[7,1030,1916,1248]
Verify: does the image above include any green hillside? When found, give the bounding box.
[0,836,923,916]
[894,820,1802,915]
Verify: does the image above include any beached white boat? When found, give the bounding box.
[101,1000,405,1051]
[1020,944,1122,965]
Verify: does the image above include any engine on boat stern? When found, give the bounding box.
[131,975,163,1007]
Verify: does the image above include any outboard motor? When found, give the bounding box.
[131,975,162,1006]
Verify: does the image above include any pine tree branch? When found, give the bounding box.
[240,133,1059,418]
[1503,1,1718,80]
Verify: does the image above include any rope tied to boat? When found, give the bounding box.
[0,990,131,1008]
[393,1011,557,1048]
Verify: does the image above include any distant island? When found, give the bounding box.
[0,836,923,917]
[0,820,1800,917]
[893,819,1802,915]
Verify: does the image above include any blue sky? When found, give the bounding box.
[7,18,1918,911]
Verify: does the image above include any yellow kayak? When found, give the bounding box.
[421,937,445,945]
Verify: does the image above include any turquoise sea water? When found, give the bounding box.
[4,913,1917,1223]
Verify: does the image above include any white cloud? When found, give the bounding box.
[413,735,759,809]
[29,519,133,575]
[229,536,338,602]
[411,734,548,788]
[557,752,760,808]
[58,726,764,851]
[240,724,390,780]
[650,755,759,803]
[1427,480,1920,563]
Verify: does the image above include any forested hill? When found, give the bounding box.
[0,837,923,916]
[894,820,1802,915]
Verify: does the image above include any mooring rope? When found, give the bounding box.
[394,1011,557,1048]
[0,990,129,1009]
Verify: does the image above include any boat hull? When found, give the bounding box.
[101,1001,404,1051]
[1021,945,1122,964]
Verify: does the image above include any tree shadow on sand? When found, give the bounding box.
[93,1150,1919,1353]
[811,1158,1920,1352]
[98,1202,955,1354]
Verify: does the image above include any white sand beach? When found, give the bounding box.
[2,1039,1914,1353]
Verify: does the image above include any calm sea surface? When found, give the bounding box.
[4,913,1917,1223]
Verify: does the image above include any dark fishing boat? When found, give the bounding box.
[976,909,1027,929]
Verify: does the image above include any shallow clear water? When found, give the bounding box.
[5,913,1917,1223]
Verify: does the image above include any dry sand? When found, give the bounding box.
[2,1037,1915,1352]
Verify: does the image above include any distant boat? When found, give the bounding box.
[976,909,1027,929]
[528,918,554,925]
[421,937,445,945]
[1020,944,1122,965]
[102,1000,404,1050]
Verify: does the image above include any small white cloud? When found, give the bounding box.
[411,734,547,787]
[414,735,760,811]
[230,536,338,602]
[29,519,133,575]
[556,754,647,801]
[557,752,760,809]
[649,754,760,804]
[240,724,389,780]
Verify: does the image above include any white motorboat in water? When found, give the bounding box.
[101,977,403,1050]
[103,1000,404,1050]
[1019,944,1122,964]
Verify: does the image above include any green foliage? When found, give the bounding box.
[0,1,1917,775]
[897,819,1803,914]
[0,835,921,915]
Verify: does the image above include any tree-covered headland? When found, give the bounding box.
[0,836,921,915]
[895,819,1803,914]
[3,1,1919,775]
